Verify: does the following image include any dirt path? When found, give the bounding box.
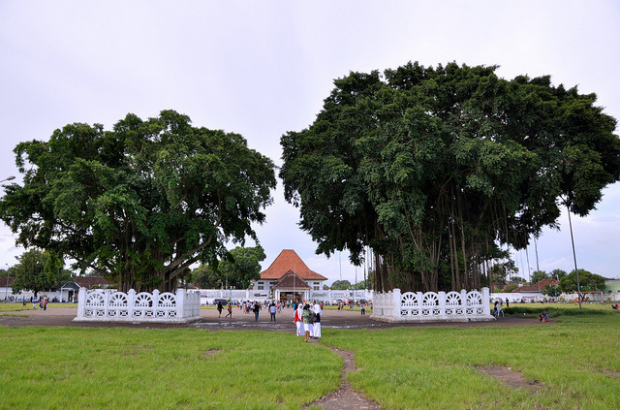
[307,347,384,410]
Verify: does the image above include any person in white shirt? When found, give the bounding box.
[312,301,322,339]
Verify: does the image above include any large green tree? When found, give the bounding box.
[218,245,266,289]
[0,110,276,292]
[191,264,222,289]
[11,249,72,297]
[281,62,620,293]
[559,269,606,301]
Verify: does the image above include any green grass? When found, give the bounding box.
[0,327,341,410]
[2,311,619,409]
[0,303,30,312]
[0,303,77,312]
[322,312,620,410]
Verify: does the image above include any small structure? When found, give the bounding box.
[74,288,201,323]
[511,279,558,302]
[371,288,494,323]
[252,250,328,303]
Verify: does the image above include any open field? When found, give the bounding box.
[1,307,619,409]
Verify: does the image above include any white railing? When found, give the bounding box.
[74,288,201,323]
[371,288,494,322]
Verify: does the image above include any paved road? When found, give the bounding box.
[0,306,542,331]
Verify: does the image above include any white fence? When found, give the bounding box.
[371,288,494,323]
[74,288,201,323]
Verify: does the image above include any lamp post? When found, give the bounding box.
[4,263,8,303]
[1,177,15,302]
[566,203,583,309]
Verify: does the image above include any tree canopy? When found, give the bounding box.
[280,62,620,293]
[559,269,606,297]
[10,249,72,297]
[217,245,266,289]
[330,280,352,290]
[0,110,276,292]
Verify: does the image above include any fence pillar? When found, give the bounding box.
[417,292,424,315]
[176,289,185,317]
[127,289,136,318]
[460,289,468,317]
[77,288,86,318]
[103,289,111,317]
[393,288,402,318]
[438,291,446,317]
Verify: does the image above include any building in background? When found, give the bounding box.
[251,249,328,303]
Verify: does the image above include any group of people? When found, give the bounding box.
[216,301,233,318]
[293,301,321,342]
[28,296,48,310]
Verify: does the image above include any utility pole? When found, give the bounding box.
[567,204,583,309]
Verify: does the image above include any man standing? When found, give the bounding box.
[253,302,260,321]
[269,302,277,322]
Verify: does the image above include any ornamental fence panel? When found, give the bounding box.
[371,288,492,322]
[76,288,201,322]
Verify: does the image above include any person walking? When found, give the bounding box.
[302,304,311,342]
[312,301,322,339]
[217,301,223,318]
[32,295,38,310]
[226,303,233,318]
[43,297,48,311]
[269,302,277,322]
[253,301,260,321]
[294,306,302,336]
[296,304,304,336]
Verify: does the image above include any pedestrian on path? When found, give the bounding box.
[226,303,233,318]
[312,301,322,339]
[269,302,277,322]
[296,304,304,336]
[302,304,311,342]
[253,302,260,321]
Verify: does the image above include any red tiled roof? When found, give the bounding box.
[260,250,328,281]
[73,276,116,289]
[272,271,311,290]
[512,279,558,293]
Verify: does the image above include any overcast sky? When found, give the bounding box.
[1,1,619,285]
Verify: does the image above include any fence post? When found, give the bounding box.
[77,288,86,318]
[127,289,136,318]
[393,289,402,318]
[417,292,424,315]
[177,288,185,318]
[482,287,490,315]
[461,289,468,317]
[103,289,110,317]
[438,291,446,317]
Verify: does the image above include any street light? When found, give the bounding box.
[4,263,8,303]
[0,176,15,184]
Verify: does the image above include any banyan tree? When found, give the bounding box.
[280,62,620,293]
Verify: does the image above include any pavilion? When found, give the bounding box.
[251,249,328,303]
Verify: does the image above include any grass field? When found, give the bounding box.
[1,305,619,409]
[0,303,78,312]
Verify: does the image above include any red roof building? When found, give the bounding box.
[512,278,558,294]
[252,250,328,303]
